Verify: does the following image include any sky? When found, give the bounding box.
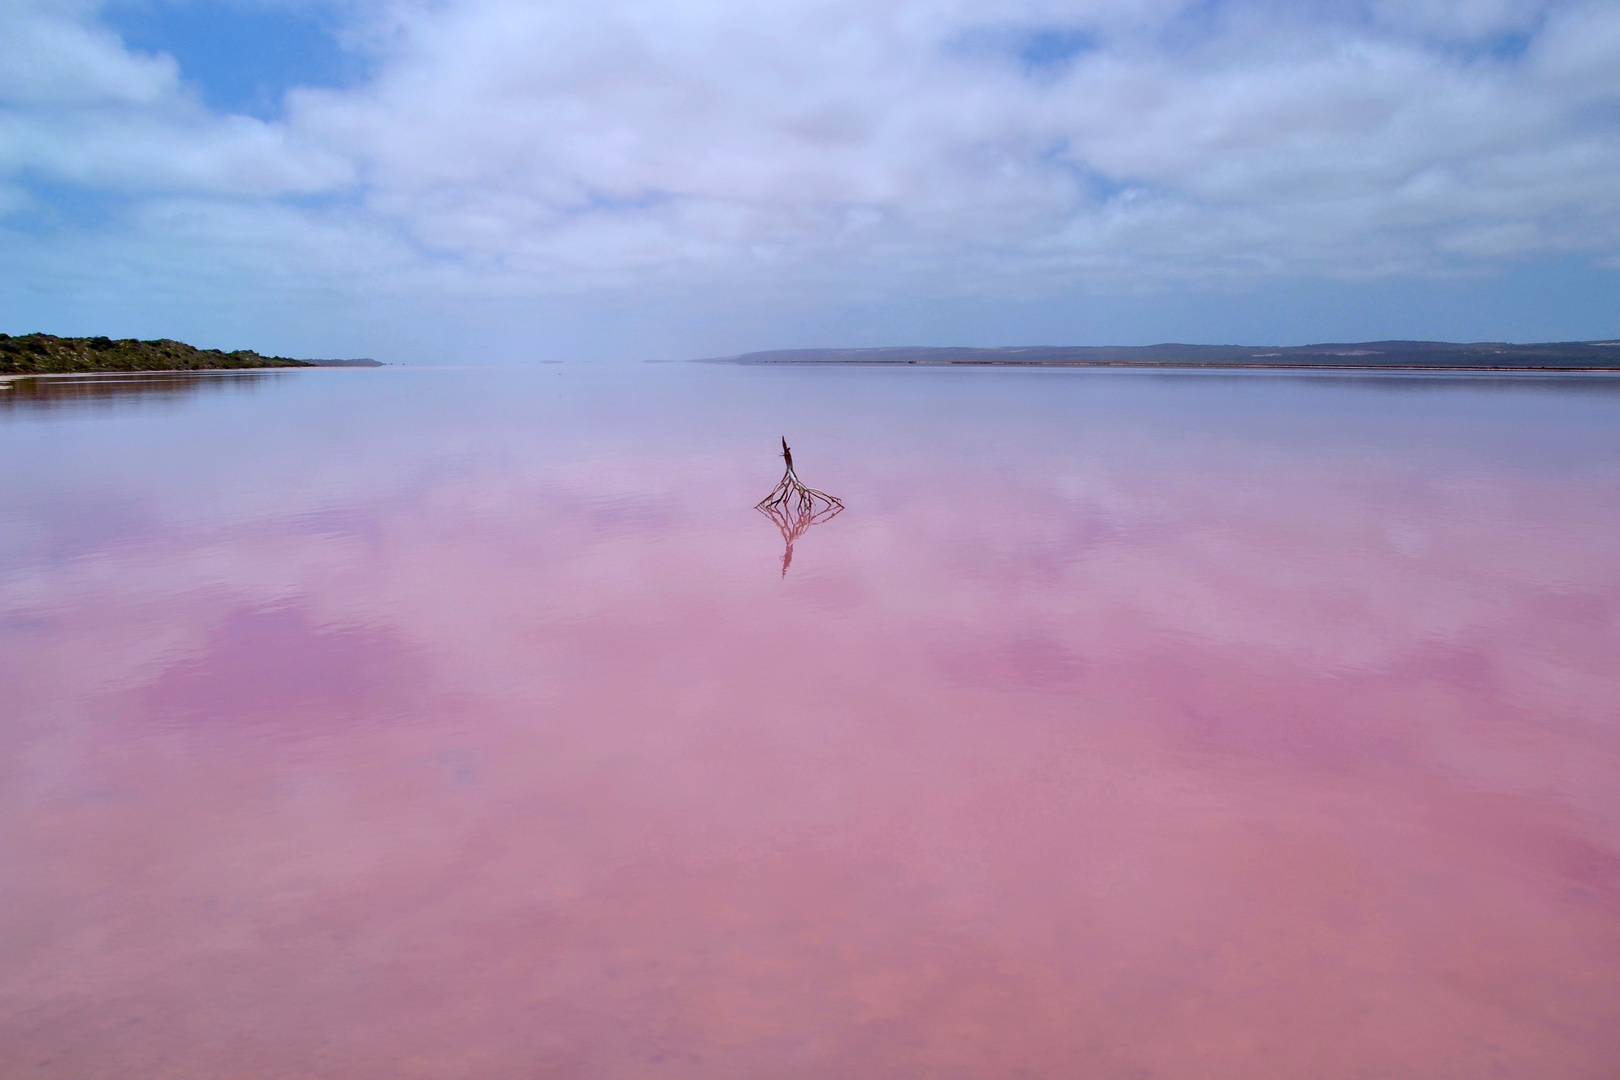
[2,0,1618,363]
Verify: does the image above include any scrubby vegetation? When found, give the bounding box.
[0,333,312,375]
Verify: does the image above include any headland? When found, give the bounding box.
[701,340,1620,371]
[0,334,381,379]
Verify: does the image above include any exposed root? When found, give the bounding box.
[755,437,843,516]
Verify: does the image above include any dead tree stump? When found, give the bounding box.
[755,437,842,516]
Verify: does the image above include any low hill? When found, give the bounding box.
[1,333,309,375]
[702,341,1620,370]
[0,334,381,375]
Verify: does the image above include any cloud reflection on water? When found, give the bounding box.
[1,366,1618,1078]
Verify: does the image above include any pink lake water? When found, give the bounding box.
[3,364,1620,1078]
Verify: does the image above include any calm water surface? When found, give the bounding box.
[3,365,1619,1078]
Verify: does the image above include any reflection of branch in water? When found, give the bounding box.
[758,501,843,576]
[755,438,844,576]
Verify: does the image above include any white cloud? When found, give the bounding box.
[3,0,1619,342]
[0,0,178,106]
[0,0,351,193]
[1367,0,1548,39]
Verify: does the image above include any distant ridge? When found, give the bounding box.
[701,341,1620,371]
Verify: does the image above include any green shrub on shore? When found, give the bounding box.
[0,333,312,375]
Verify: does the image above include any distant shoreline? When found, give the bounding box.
[712,360,1620,373]
[700,341,1620,372]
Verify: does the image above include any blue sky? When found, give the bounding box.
[2,0,1618,362]
[100,0,366,120]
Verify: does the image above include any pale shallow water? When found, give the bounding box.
[3,365,1619,1079]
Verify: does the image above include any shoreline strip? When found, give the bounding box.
[714,359,1620,373]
